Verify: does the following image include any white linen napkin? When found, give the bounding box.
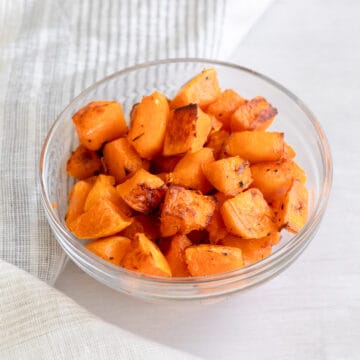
[0,0,271,357]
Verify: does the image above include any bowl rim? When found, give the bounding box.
[39,57,333,286]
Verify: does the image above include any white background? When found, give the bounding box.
[56,1,360,358]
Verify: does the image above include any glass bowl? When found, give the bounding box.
[40,59,332,301]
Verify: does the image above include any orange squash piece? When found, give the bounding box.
[171,147,214,194]
[206,192,230,244]
[223,131,284,163]
[120,214,160,241]
[121,233,172,277]
[185,244,243,276]
[282,179,309,233]
[203,156,252,196]
[103,138,145,184]
[283,142,296,160]
[205,129,229,159]
[151,154,183,174]
[220,188,275,239]
[66,145,103,180]
[163,104,212,156]
[83,174,132,217]
[220,233,279,266]
[165,235,192,277]
[72,101,128,151]
[85,236,131,265]
[251,160,306,202]
[206,89,247,130]
[116,168,167,213]
[65,177,96,229]
[171,68,221,109]
[71,198,133,239]
[127,91,170,160]
[230,96,277,132]
[160,186,216,237]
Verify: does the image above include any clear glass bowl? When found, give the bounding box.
[40,59,332,301]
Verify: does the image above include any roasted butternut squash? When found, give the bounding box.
[85,236,131,265]
[223,131,284,163]
[171,68,221,109]
[163,104,212,156]
[205,89,247,130]
[230,96,277,132]
[171,147,214,194]
[72,101,127,151]
[71,198,132,239]
[160,186,216,237]
[116,168,167,213]
[205,129,229,159]
[127,91,170,160]
[103,138,144,184]
[185,244,243,276]
[165,235,192,277]
[203,156,252,196]
[121,233,172,277]
[221,188,275,239]
[66,145,103,180]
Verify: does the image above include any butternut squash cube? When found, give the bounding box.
[203,156,252,196]
[85,236,131,265]
[116,168,167,213]
[171,147,214,194]
[127,91,170,160]
[163,104,212,156]
[72,101,127,151]
[171,68,221,109]
[206,89,247,130]
[185,244,243,276]
[165,235,192,277]
[230,96,277,132]
[71,198,133,239]
[220,188,275,239]
[160,186,216,237]
[223,131,284,163]
[103,138,145,184]
[122,233,172,277]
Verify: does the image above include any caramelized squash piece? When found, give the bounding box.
[185,244,243,276]
[163,104,212,156]
[206,192,230,244]
[171,68,221,109]
[121,233,172,277]
[171,147,214,193]
[116,168,167,213]
[66,145,103,180]
[220,233,280,266]
[72,101,127,151]
[71,198,132,239]
[282,180,309,233]
[205,129,229,159]
[103,138,144,184]
[206,89,247,130]
[65,177,96,229]
[83,174,132,217]
[160,186,216,237]
[120,214,160,241]
[151,154,183,174]
[251,160,306,202]
[224,131,284,163]
[127,91,170,160]
[203,156,252,196]
[85,236,131,265]
[230,96,277,132]
[221,188,275,239]
[165,235,192,277]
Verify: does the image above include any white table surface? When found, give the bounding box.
[56,1,360,358]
